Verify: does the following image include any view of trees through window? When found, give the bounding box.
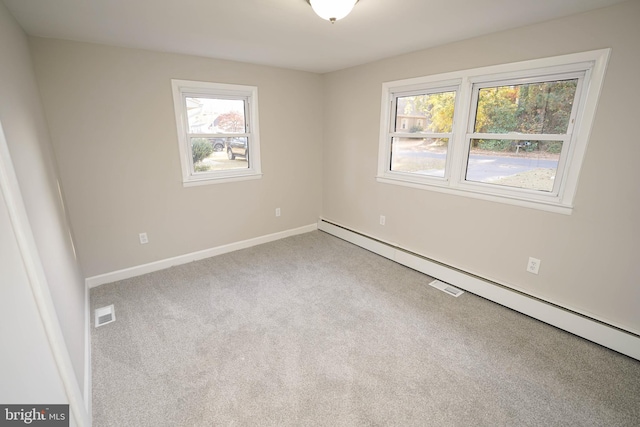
[390,79,578,192]
[467,79,578,192]
[473,79,577,147]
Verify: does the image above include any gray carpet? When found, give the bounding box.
[91,231,640,426]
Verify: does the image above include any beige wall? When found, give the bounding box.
[0,2,86,391]
[322,1,640,334]
[30,39,323,278]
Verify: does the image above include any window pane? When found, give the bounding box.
[474,79,577,134]
[186,97,246,134]
[466,139,563,192]
[191,137,248,172]
[391,137,448,177]
[395,91,456,133]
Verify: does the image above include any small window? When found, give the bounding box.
[171,80,261,186]
[377,49,610,214]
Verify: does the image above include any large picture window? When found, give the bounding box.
[377,49,610,214]
[172,80,262,186]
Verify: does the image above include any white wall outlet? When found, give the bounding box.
[379,215,386,226]
[275,208,281,217]
[527,257,541,274]
[139,232,149,244]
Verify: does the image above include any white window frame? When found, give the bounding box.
[171,79,262,186]
[377,49,610,214]
[387,81,461,182]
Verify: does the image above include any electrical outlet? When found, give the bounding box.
[275,208,281,217]
[379,215,386,226]
[139,232,149,245]
[527,257,540,274]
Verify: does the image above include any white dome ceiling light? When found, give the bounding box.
[306,0,360,24]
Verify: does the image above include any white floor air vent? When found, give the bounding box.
[95,305,116,327]
[428,280,464,297]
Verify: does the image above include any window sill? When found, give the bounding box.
[183,172,263,187]
[376,175,573,215]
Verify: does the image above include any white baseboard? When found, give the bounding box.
[85,223,318,288]
[318,218,640,361]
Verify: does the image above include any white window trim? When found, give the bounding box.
[377,49,611,214]
[171,79,262,186]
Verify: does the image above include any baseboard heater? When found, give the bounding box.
[317,218,640,361]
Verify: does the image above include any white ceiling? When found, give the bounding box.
[2,0,628,73]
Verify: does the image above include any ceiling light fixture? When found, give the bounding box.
[306,0,359,24]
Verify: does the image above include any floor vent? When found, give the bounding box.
[428,280,464,297]
[95,305,116,327]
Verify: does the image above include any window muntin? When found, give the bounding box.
[377,50,610,214]
[172,80,261,186]
[389,89,456,179]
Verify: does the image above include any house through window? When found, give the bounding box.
[171,80,262,186]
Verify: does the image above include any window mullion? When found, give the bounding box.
[448,77,472,187]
